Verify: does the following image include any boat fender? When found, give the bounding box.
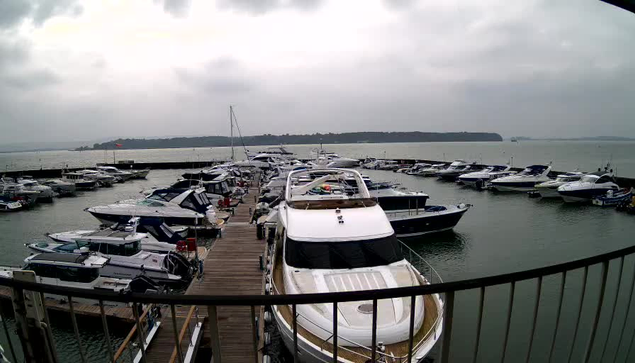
[262,355,271,363]
[264,332,271,346]
[265,283,271,294]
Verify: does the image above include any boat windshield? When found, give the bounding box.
[24,263,100,283]
[89,241,140,256]
[580,175,599,183]
[285,234,403,269]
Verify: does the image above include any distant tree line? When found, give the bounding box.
[78,131,503,150]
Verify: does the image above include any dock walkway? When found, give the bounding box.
[144,185,266,363]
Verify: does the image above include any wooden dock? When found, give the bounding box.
[143,184,267,363]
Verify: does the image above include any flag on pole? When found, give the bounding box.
[115,143,122,147]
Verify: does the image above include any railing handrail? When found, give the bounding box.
[5,242,635,305]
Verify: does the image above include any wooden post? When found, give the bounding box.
[208,305,222,363]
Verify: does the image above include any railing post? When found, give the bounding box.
[170,304,184,363]
[293,304,299,362]
[132,303,147,363]
[0,302,18,363]
[250,305,258,363]
[10,286,36,363]
[99,300,115,362]
[332,302,338,363]
[67,296,87,363]
[583,261,609,362]
[548,272,567,363]
[371,299,378,363]
[208,305,222,363]
[440,291,455,363]
[566,266,589,363]
[472,287,485,363]
[500,282,516,363]
[525,277,543,363]
[600,257,625,360]
[614,257,635,363]
[407,295,416,363]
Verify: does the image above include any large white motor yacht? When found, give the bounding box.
[489,164,552,192]
[96,166,134,181]
[557,172,620,203]
[270,168,443,363]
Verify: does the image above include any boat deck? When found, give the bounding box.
[272,249,441,362]
[143,182,267,363]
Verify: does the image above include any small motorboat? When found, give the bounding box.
[534,172,585,198]
[557,172,620,203]
[458,165,514,189]
[0,196,28,212]
[131,169,151,179]
[593,188,633,207]
[385,203,471,237]
[489,164,552,192]
[405,163,432,175]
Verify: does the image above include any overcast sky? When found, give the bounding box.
[0,0,634,144]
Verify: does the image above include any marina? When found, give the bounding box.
[0,144,634,362]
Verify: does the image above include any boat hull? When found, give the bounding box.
[535,187,561,198]
[489,181,539,192]
[386,205,469,237]
[558,188,615,203]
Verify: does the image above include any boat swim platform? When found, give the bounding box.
[143,183,268,363]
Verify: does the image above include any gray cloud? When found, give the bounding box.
[215,0,323,14]
[0,1,31,28]
[0,0,82,29]
[0,68,59,89]
[174,57,255,94]
[154,0,191,17]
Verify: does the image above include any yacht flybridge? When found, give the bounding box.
[270,169,443,363]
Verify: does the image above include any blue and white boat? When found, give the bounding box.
[558,172,620,203]
[592,188,633,207]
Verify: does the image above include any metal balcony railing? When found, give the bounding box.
[1,243,635,363]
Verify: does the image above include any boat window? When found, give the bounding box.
[25,263,57,278]
[285,234,404,269]
[138,199,165,207]
[56,266,99,283]
[91,241,140,256]
[180,196,198,211]
[596,176,614,184]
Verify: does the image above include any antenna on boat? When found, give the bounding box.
[229,106,249,160]
[230,105,235,162]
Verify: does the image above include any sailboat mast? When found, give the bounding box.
[230,105,235,162]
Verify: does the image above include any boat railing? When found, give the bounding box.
[399,240,444,285]
[4,241,635,362]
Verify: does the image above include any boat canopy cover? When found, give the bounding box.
[491,165,508,172]
[522,165,549,175]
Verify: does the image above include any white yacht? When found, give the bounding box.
[0,254,134,305]
[26,236,192,287]
[458,165,514,189]
[234,153,284,169]
[86,189,217,226]
[62,172,98,190]
[310,149,360,168]
[270,168,443,363]
[435,160,470,181]
[557,172,620,203]
[96,166,134,182]
[0,180,39,205]
[534,172,584,198]
[44,217,186,253]
[405,163,432,175]
[16,178,55,202]
[41,179,76,197]
[489,164,552,192]
[77,169,117,186]
[415,163,446,177]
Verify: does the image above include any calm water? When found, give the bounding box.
[3,140,635,177]
[0,143,634,361]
